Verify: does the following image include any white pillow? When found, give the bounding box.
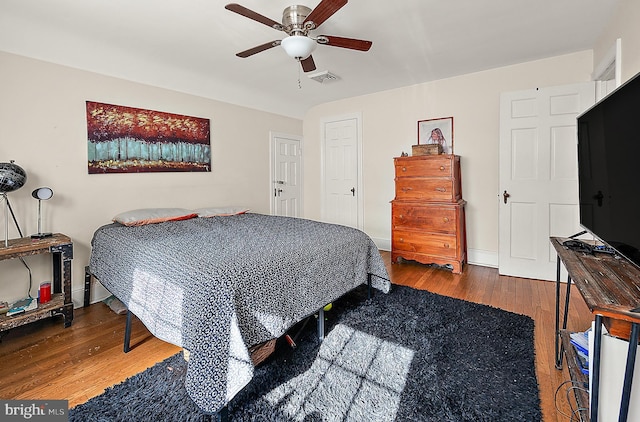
[194,206,250,217]
[113,208,198,226]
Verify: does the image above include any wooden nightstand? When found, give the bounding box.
[0,233,73,331]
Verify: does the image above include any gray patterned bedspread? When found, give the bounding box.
[89,213,390,414]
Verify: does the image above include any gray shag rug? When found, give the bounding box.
[70,285,541,421]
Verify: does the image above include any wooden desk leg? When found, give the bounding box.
[555,255,573,369]
[619,322,640,422]
[555,256,562,369]
[62,255,73,327]
[561,274,572,331]
[591,314,603,422]
[52,252,62,294]
[52,243,74,328]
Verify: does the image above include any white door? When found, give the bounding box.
[271,133,302,217]
[499,82,594,281]
[322,114,362,229]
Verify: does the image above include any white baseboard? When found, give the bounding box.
[71,282,111,308]
[372,237,391,252]
[467,248,498,268]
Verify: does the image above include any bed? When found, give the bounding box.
[88,211,391,416]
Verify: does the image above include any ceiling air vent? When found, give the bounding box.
[307,70,340,83]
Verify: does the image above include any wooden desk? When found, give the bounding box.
[552,236,640,422]
[0,233,74,331]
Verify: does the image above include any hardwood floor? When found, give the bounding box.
[0,251,591,420]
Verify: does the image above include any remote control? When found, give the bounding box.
[593,244,616,255]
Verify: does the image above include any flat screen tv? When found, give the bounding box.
[577,70,640,267]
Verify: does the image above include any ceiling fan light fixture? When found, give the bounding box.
[281,35,316,60]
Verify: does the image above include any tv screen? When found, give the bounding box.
[577,71,640,267]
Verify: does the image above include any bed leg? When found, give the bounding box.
[218,406,229,422]
[204,405,228,422]
[124,310,132,353]
[317,308,325,341]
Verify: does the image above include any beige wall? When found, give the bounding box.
[302,51,594,266]
[0,51,302,305]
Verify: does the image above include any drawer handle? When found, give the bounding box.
[439,166,445,171]
[399,238,404,242]
[443,217,449,223]
[399,215,404,219]
[402,187,413,192]
[402,167,407,172]
[443,243,450,248]
[435,187,446,192]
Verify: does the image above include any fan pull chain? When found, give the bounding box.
[297,62,302,89]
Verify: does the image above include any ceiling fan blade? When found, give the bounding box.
[236,40,281,58]
[225,4,283,30]
[304,0,348,29]
[319,35,372,51]
[300,56,317,73]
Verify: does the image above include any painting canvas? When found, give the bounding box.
[86,101,211,174]
[418,117,454,154]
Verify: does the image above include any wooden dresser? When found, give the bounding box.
[391,155,467,273]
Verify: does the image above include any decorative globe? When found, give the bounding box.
[0,162,27,193]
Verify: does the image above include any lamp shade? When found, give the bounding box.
[31,186,54,238]
[32,187,54,200]
[0,162,27,193]
[281,35,317,59]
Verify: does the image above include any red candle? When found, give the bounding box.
[39,282,51,304]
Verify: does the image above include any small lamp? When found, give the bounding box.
[31,187,54,239]
[0,161,27,247]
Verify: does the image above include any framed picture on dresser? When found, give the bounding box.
[418,117,453,154]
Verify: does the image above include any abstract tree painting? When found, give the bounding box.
[86,101,211,174]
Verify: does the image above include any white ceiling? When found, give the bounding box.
[0,0,620,118]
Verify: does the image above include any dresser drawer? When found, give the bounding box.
[395,178,457,201]
[394,156,455,178]
[392,230,458,258]
[392,203,457,233]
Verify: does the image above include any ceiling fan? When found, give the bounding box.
[225,0,372,73]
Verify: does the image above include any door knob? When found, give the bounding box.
[594,190,604,207]
[351,187,356,196]
[503,190,510,204]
